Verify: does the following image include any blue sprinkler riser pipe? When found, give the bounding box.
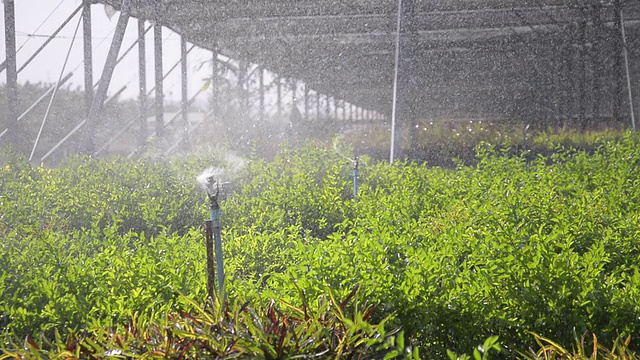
[353,158,359,198]
[209,206,225,300]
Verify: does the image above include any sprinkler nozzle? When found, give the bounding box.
[206,176,220,209]
[353,157,359,170]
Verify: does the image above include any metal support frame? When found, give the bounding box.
[578,21,587,127]
[620,7,636,130]
[304,84,309,121]
[613,1,624,122]
[138,18,147,146]
[181,36,189,132]
[325,94,330,119]
[3,0,18,144]
[83,0,93,114]
[13,5,82,75]
[0,72,75,141]
[277,77,282,118]
[316,91,320,120]
[259,67,265,121]
[238,61,247,119]
[591,5,602,123]
[154,21,164,139]
[79,0,131,154]
[211,51,217,120]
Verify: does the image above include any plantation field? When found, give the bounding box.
[1,133,640,358]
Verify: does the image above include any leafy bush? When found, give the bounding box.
[2,132,640,357]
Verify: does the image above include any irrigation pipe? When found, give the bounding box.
[29,13,82,161]
[206,178,226,302]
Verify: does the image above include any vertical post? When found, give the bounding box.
[276,77,282,119]
[390,0,417,163]
[3,0,18,144]
[211,51,217,120]
[613,1,623,122]
[350,103,354,120]
[333,97,338,119]
[80,0,131,154]
[591,5,602,123]
[83,0,93,114]
[154,21,164,138]
[181,36,189,132]
[353,157,359,198]
[558,41,568,123]
[138,18,147,146]
[259,67,265,121]
[291,79,296,100]
[207,186,225,301]
[325,94,331,119]
[238,61,247,119]
[620,8,636,130]
[316,91,320,120]
[304,84,309,121]
[579,21,587,128]
[204,220,216,302]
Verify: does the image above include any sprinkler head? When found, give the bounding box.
[206,176,220,206]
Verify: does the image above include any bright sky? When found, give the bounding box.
[1,0,214,103]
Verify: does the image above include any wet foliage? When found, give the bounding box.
[1,132,640,357]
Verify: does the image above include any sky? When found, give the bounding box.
[1,0,215,104]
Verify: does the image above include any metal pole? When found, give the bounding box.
[138,18,147,146]
[591,5,602,123]
[304,84,309,121]
[276,77,282,118]
[181,36,189,132]
[390,0,404,163]
[316,91,320,120]
[259,67,265,121]
[614,1,624,122]
[211,51,217,120]
[205,179,226,301]
[3,0,18,144]
[620,8,636,130]
[350,103,354,120]
[326,94,330,119]
[333,97,338,119]
[145,44,195,97]
[83,0,93,114]
[579,21,587,128]
[238,61,247,120]
[154,22,164,139]
[204,220,216,302]
[78,0,131,154]
[390,0,417,162]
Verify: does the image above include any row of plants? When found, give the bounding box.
[2,287,421,359]
[1,132,640,357]
[343,120,629,166]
